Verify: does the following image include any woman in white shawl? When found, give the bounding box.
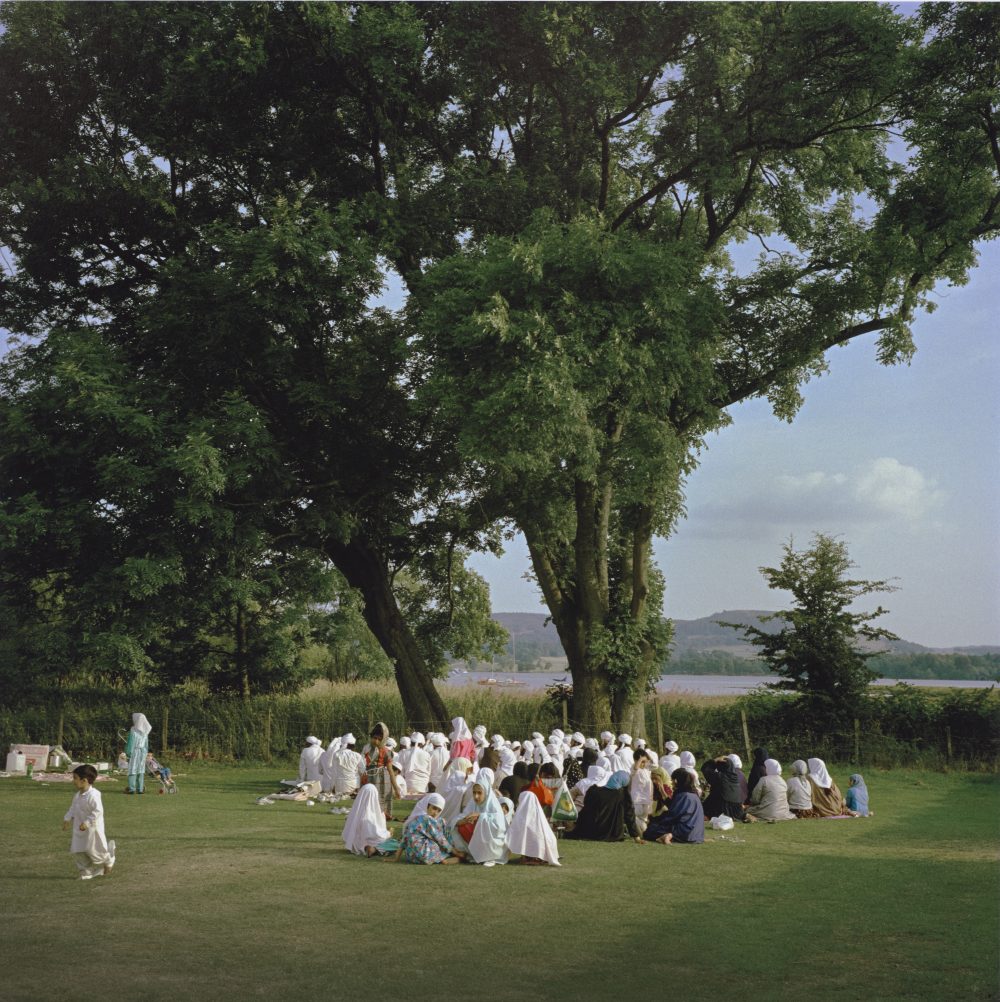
[125,713,152,794]
[439,757,474,825]
[319,738,341,795]
[427,733,450,791]
[495,746,517,787]
[507,790,560,866]
[572,765,609,810]
[451,768,509,865]
[746,759,797,821]
[679,750,702,793]
[342,785,397,857]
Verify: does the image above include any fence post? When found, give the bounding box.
[945,725,952,762]
[654,698,663,754]
[162,704,169,755]
[740,709,752,764]
[853,718,861,764]
[57,709,64,748]
[562,698,569,732]
[265,707,272,763]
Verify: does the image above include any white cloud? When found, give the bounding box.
[852,457,945,520]
[685,456,946,535]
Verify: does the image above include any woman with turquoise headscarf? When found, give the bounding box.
[845,774,871,817]
[453,768,510,865]
[566,770,643,843]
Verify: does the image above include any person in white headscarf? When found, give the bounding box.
[660,740,681,775]
[449,717,476,762]
[299,736,324,784]
[629,747,654,834]
[472,724,489,755]
[396,736,413,775]
[600,731,617,756]
[439,757,474,825]
[125,713,152,794]
[507,790,561,866]
[679,750,702,793]
[807,757,855,816]
[332,734,364,796]
[404,732,432,795]
[450,768,509,865]
[546,741,565,774]
[342,784,398,857]
[428,732,450,791]
[495,746,517,786]
[612,734,634,774]
[746,759,797,822]
[400,792,464,865]
[319,737,342,795]
[572,765,609,811]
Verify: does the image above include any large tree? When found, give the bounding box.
[413,2,1000,730]
[0,2,501,723]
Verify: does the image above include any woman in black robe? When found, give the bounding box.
[701,756,748,822]
[565,771,642,843]
[562,747,595,791]
[499,761,530,805]
[746,747,770,800]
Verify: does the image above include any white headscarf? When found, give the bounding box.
[431,732,446,747]
[807,757,834,789]
[342,785,390,855]
[450,717,472,741]
[406,793,436,821]
[131,713,152,737]
[341,733,356,747]
[305,735,321,746]
[577,765,609,797]
[507,791,560,866]
[411,732,425,746]
[765,759,782,776]
[399,736,411,749]
[727,753,743,770]
[664,740,679,753]
[679,751,696,769]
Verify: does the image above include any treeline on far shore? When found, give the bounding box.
[661,650,1000,681]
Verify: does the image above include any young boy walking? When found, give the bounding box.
[63,764,116,880]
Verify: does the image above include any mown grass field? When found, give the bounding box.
[3,764,997,1002]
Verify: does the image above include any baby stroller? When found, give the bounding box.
[146,753,178,793]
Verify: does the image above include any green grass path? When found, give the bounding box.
[2,765,997,1001]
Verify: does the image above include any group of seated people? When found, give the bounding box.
[329,719,871,866]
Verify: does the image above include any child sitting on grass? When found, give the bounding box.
[845,774,872,817]
[399,793,465,865]
[62,764,116,880]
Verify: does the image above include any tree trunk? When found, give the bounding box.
[326,536,449,731]
[236,603,250,701]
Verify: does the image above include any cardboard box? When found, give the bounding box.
[11,744,50,770]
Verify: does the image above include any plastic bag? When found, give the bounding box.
[710,814,734,831]
[550,781,578,821]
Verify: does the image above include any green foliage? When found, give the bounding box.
[723,534,898,726]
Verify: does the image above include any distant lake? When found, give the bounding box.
[441,670,997,696]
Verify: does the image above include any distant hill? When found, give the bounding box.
[491,611,999,660]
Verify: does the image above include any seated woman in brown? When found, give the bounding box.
[806,757,857,817]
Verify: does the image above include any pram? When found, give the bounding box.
[146,753,178,793]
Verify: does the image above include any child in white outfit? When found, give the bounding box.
[63,764,116,880]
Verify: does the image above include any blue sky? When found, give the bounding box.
[468,240,1000,649]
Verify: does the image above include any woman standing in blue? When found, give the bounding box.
[125,713,152,795]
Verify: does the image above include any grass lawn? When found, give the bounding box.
[3,764,997,1002]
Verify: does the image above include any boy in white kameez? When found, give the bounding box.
[63,764,116,880]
